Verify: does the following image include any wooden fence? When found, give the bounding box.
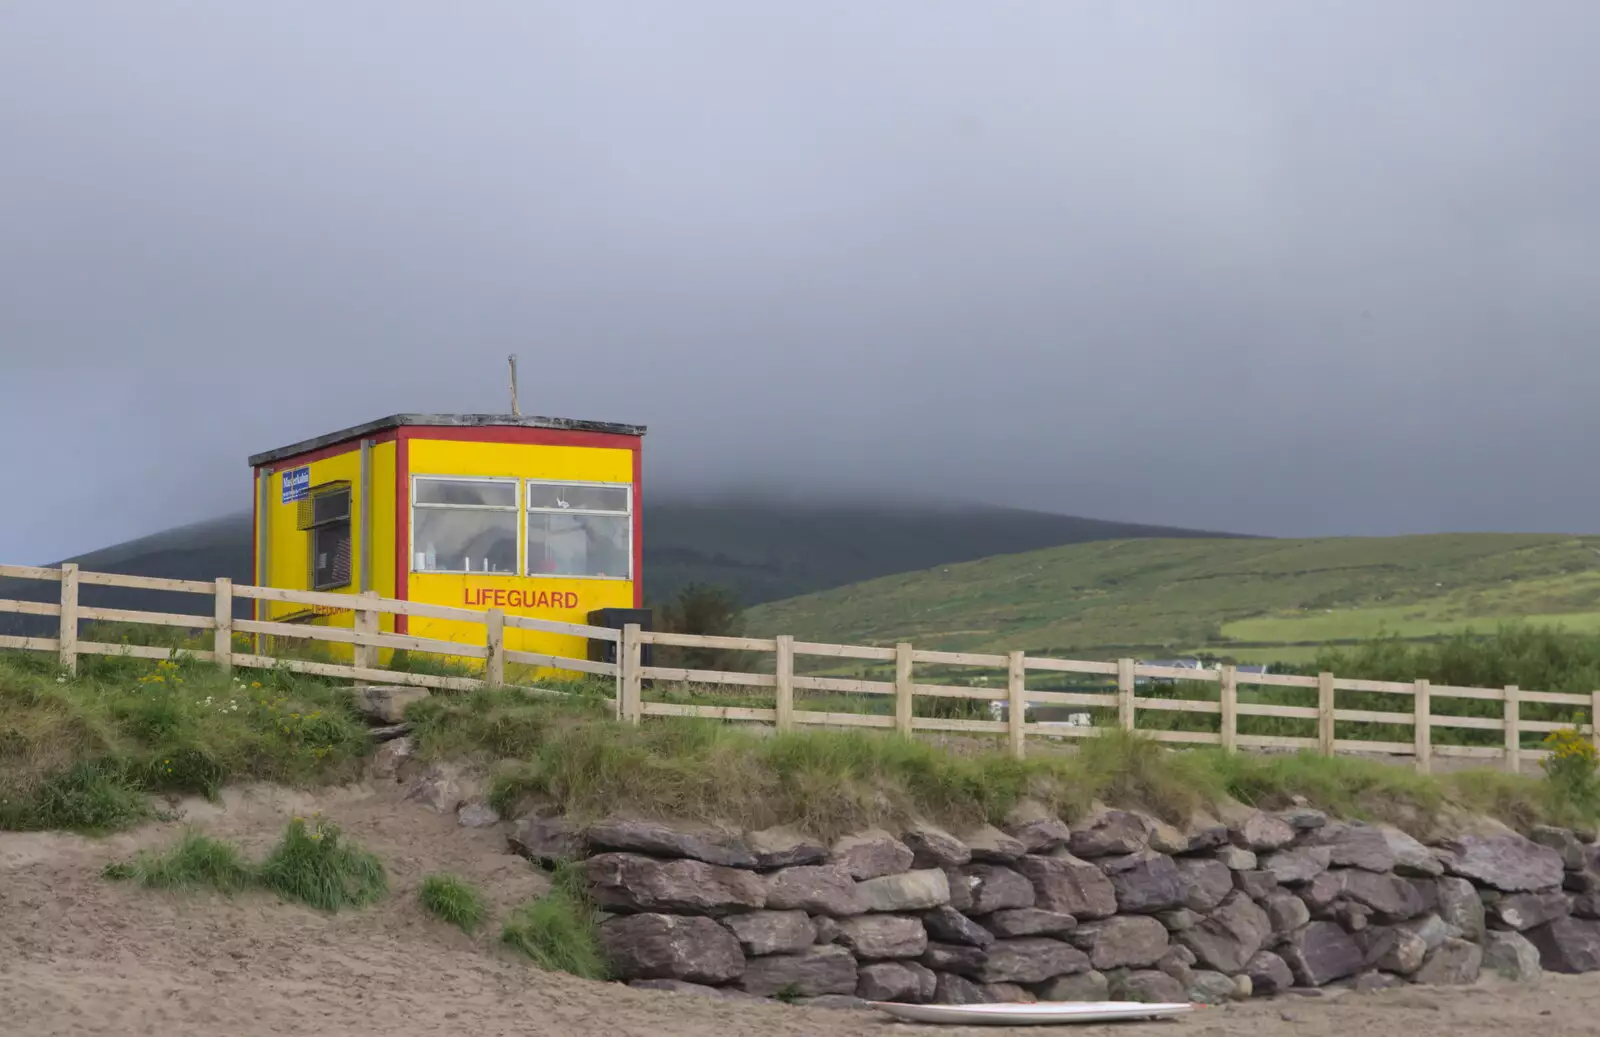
[3,562,1596,774]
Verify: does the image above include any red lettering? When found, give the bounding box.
[535,590,550,608]
[564,592,578,609]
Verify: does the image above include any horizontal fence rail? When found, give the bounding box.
[2,562,1597,773]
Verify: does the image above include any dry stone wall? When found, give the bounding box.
[505,806,1600,1007]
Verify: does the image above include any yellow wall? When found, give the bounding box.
[404,437,636,675]
[254,441,398,661]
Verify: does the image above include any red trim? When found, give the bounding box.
[250,429,398,474]
[632,444,644,608]
[250,470,259,624]
[398,425,640,451]
[394,428,410,635]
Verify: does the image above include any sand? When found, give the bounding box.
[3,782,1598,1037]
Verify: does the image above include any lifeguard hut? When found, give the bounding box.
[247,412,646,671]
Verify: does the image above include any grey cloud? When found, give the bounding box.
[3,0,1599,562]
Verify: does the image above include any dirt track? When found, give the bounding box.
[3,782,1599,1036]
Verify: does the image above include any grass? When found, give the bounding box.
[104,817,387,912]
[744,532,1600,660]
[500,863,608,980]
[419,873,488,934]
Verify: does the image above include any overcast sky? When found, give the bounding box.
[4,1,1599,563]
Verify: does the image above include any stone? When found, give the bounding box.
[1185,823,1232,853]
[1574,891,1600,919]
[1435,878,1486,942]
[984,908,1077,938]
[903,823,971,868]
[1016,852,1118,919]
[1525,917,1600,973]
[585,818,757,869]
[599,914,745,984]
[585,853,766,916]
[922,942,988,977]
[507,815,584,865]
[1235,870,1280,900]
[746,827,829,870]
[1070,915,1170,970]
[944,867,975,913]
[1530,825,1589,871]
[1037,970,1109,1002]
[922,905,995,947]
[1282,921,1364,987]
[1187,970,1242,1004]
[1489,889,1571,932]
[1246,950,1296,995]
[963,824,1027,863]
[855,961,939,1003]
[981,983,1035,1003]
[837,915,928,960]
[1179,891,1272,974]
[1401,913,1462,953]
[1101,851,1186,914]
[1351,972,1407,994]
[1413,938,1482,986]
[627,979,755,999]
[978,938,1091,984]
[1069,810,1151,858]
[1265,892,1312,936]
[813,916,843,945]
[403,763,467,814]
[1109,970,1186,1004]
[353,684,429,724]
[1148,821,1192,856]
[765,864,868,917]
[1566,868,1600,893]
[833,830,915,880]
[1333,901,1372,932]
[1279,808,1329,831]
[1310,823,1396,873]
[1333,869,1428,922]
[932,972,993,1005]
[1382,827,1444,877]
[1005,814,1072,854]
[1214,845,1259,871]
[1262,847,1333,886]
[1358,926,1428,975]
[370,735,414,779]
[1299,871,1341,914]
[1157,946,1195,988]
[962,864,1035,914]
[739,946,859,998]
[1157,909,1201,932]
[858,869,951,913]
[721,911,816,956]
[1232,811,1296,853]
[456,801,500,828]
[1438,834,1564,893]
[1483,931,1543,983]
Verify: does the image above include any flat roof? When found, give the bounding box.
[248,413,647,468]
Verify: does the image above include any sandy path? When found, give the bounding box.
[3,782,1599,1036]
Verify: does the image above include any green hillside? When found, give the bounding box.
[743,533,1600,664]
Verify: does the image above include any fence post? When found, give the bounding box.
[58,563,79,676]
[1317,672,1335,756]
[1414,679,1432,774]
[1117,658,1135,732]
[485,607,505,687]
[1590,691,1600,754]
[1219,664,1238,753]
[621,624,643,725]
[353,591,380,676]
[895,643,914,737]
[213,577,234,675]
[1503,686,1521,774]
[1007,651,1026,760]
[775,634,795,733]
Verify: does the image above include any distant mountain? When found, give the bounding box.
[0,498,1245,631]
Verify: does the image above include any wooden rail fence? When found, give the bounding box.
[3,562,1596,774]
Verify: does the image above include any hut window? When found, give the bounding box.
[300,482,353,591]
[526,480,631,579]
[411,477,519,574]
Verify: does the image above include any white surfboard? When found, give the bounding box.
[867,1000,1195,1026]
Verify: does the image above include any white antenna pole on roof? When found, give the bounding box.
[508,354,520,416]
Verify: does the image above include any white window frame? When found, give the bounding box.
[524,478,633,582]
[409,475,522,575]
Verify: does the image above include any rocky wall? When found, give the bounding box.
[502,805,1600,1008]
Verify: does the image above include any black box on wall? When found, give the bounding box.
[586,607,654,667]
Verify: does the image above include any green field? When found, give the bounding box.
[743,532,1600,665]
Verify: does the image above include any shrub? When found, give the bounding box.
[501,864,608,980]
[419,873,488,933]
[257,816,387,912]
[1542,724,1600,814]
[102,831,254,893]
